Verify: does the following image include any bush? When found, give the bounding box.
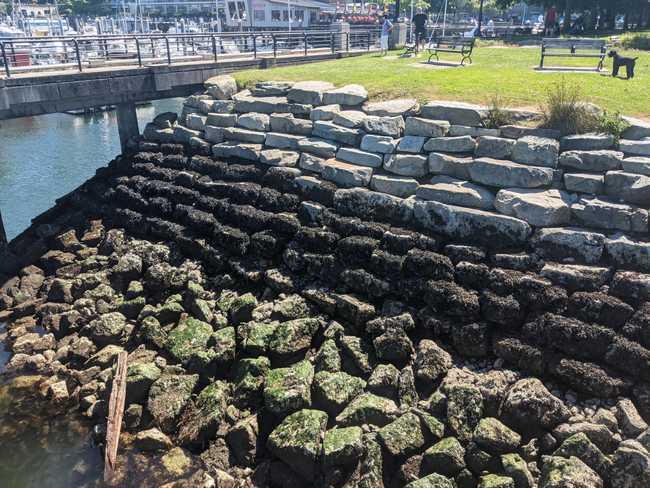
[484,93,514,129]
[620,32,650,51]
[540,78,628,138]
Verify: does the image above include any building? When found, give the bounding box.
[113,0,331,29]
[14,2,57,17]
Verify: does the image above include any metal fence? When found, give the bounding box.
[0,30,382,77]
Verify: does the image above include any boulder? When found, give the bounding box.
[405,117,450,138]
[622,116,650,140]
[499,378,570,434]
[371,175,419,197]
[378,412,427,457]
[540,456,603,488]
[531,227,605,263]
[363,115,405,138]
[560,133,615,151]
[323,426,364,467]
[205,75,237,100]
[540,263,612,292]
[605,233,650,272]
[134,427,173,451]
[299,153,326,173]
[221,127,266,144]
[428,153,474,179]
[494,188,572,227]
[622,157,650,175]
[333,187,413,224]
[571,197,648,233]
[237,112,270,131]
[559,150,623,171]
[333,110,367,128]
[323,84,368,106]
[384,154,429,177]
[398,136,427,153]
[475,136,516,159]
[414,339,453,383]
[553,433,612,477]
[165,317,214,369]
[287,80,335,105]
[563,173,604,194]
[421,437,466,476]
[234,95,312,115]
[86,312,127,346]
[311,104,340,121]
[321,159,373,188]
[147,374,199,433]
[511,136,559,168]
[313,121,362,146]
[267,409,328,481]
[297,137,339,159]
[264,360,314,415]
[413,200,532,248]
[420,101,485,126]
[617,398,649,437]
[270,113,313,135]
[363,98,420,117]
[265,132,304,150]
[424,136,476,153]
[604,170,650,206]
[500,125,560,140]
[250,80,294,96]
[259,149,300,167]
[405,473,456,488]
[473,417,521,454]
[313,370,366,415]
[620,139,650,157]
[610,444,650,488]
[185,113,206,131]
[446,383,484,441]
[336,392,399,427]
[361,134,398,154]
[417,176,495,210]
[337,147,383,168]
[469,158,554,188]
[501,453,535,488]
[177,380,229,446]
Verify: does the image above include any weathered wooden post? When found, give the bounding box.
[0,208,7,247]
[116,102,140,153]
[104,351,128,485]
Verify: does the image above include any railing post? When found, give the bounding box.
[367,31,371,51]
[346,32,349,52]
[73,39,82,72]
[1,43,10,78]
[135,37,142,67]
[253,35,257,59]
[165,37,171,65]
[330,32,335,53]
[272,34,277,58]
[212,35,218,62]
[303,32,307,56]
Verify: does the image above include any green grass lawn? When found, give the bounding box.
[234,44,650,119]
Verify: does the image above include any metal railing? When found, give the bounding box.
[0,30,381,78]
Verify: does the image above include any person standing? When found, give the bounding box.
[412,8,428,52]
[545,6,557,36]
[380,14,393,56]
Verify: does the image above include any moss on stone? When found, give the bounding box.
[313,370,366,415]
[336,392,399,427]
[269,318,320,360]
[165,317,213,366]
[264,359,314,415]
[378,411,426,457]
[323,426,363,467]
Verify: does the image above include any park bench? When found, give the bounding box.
[539,38,608,70]
[427,37,475,65]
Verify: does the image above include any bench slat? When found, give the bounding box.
[542,38,606,50]
[543,53,605,58]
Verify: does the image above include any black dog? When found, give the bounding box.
[608,50,638,79]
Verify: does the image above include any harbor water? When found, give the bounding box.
[0,98,184,242]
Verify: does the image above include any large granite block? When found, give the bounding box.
[468,158,554,188]
[494,188,572,227]
[571,197,648,233]
[417,176,495,210]
[420,101,485,126]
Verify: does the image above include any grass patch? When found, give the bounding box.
[234,45,650,119]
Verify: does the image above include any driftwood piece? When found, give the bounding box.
[104,351,128,485]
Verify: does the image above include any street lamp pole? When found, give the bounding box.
[477,0,485,37]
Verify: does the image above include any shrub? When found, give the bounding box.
[539,78,628,137]
[620,32,650,51]
[484,93,514,129]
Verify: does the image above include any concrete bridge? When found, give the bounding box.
[1,29,379,150]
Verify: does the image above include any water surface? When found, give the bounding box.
[0,99,184,241]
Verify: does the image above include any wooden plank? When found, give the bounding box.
[103,351,128,485]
